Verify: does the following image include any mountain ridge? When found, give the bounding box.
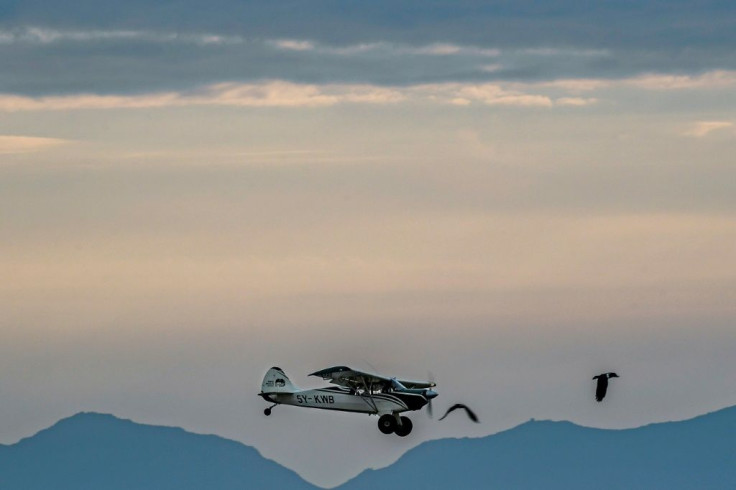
[0,411,318,490]
[1,405,734,489]
[340,404,736,489]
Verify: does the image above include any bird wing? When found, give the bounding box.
[463,405,479,423]
[438,404,463,421]
[439,404,479,423]
[595,377,608,402]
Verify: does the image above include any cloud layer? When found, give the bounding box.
[6,69,736,112]
[3,0,736,97]
[0,80,604,111]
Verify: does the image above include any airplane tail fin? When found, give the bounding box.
[261,367,299,394]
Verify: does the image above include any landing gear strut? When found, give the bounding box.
[264,404,277,416]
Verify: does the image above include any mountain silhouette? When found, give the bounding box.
[0,412,317,490]
[1,407,735,489]
[340,405,736,489]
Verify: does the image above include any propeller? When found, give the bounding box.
[426,370,436,418]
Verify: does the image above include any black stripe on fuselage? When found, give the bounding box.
[369,393,408,410]
[386,391,428,411]
[315,388,427,411]
[312,389,410,411]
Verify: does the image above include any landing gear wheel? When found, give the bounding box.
[395,417,413,437]
[264,408,272,416]
[378,414,396,434]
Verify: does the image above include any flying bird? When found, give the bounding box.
[438,404,479,423]
[592,372,619,402]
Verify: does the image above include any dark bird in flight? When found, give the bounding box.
[438,404,479,423]
[593,372,619,402]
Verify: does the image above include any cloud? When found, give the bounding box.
[269,39,500,57]
[625,71,736,90]
[479,94,553,107]
[0,81,409,111]
[0,135,71,154]
[683,121,734,138]
[398,43,500,57]
[0,80,599,111]
[200,82,340,107]
[555,97,598,106]
[0,93,183,111]
[198,82,408,107]
[269,39,315,51]
[414,83,596,107]
[520,48,610,57]
[532,70,736,94]
[0,26,244,45]
[2,28,500,57]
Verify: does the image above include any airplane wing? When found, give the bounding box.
[395,378,436,389]
[310,366,390,390]
[309,366,435,390]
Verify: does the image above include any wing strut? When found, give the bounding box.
[359,376,379,414]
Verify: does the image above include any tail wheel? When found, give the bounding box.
[264,408,272,416]
[378,414,396,434]
[395,416,413,437]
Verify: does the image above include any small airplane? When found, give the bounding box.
[259,366,438,436]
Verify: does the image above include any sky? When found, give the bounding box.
[1,1,736,487]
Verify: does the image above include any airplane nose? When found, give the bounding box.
[425,389,438,399]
